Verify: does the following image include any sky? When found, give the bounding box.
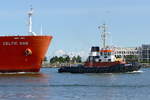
[0,0,150,59]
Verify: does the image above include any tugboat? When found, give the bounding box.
[58,24,141,73]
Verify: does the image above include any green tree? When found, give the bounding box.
[124,55,138,63]
[50,56,59,64]
[44,56,48,62]
[76,55,82,63]
[58,56,65,63]
[65,56,70,63]
[72,56,77,63]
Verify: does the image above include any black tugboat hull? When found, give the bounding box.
[58,63,141,73]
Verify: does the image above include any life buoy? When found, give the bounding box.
[24,48,32,56]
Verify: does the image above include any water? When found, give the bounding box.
[0,68,150,100]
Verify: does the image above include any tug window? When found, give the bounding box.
[108,52,111,56]
[100,52,103,55]
[99,59,101,62]
[108,59,111,62]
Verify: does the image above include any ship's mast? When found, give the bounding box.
[98,24,108,48]
[28,6,36,36]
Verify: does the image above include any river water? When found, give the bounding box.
[0,68,149,100]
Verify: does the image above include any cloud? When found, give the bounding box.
[54,49,66,57]
[53,49,88,61]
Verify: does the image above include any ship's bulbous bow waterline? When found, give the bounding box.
[0,35,52,72]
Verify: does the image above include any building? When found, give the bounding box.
[113,47,139,57]
[139,44,150,62]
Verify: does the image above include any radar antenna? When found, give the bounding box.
[28,6,36,36]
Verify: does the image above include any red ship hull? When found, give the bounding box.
[0,35,52,72]
[84,61,124,68]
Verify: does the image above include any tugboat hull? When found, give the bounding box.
[58,63,141,73]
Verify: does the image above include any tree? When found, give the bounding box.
[43,56,48,62]
[58,56,65,63]
[124,55,138,63]
[71,56,77,63]
[76,55,82,63]
[65,56,70,63]
[49,55,82,64]
[50,56,59,64]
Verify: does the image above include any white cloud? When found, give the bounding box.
[54,49,66,57]
[53,49,89,61]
